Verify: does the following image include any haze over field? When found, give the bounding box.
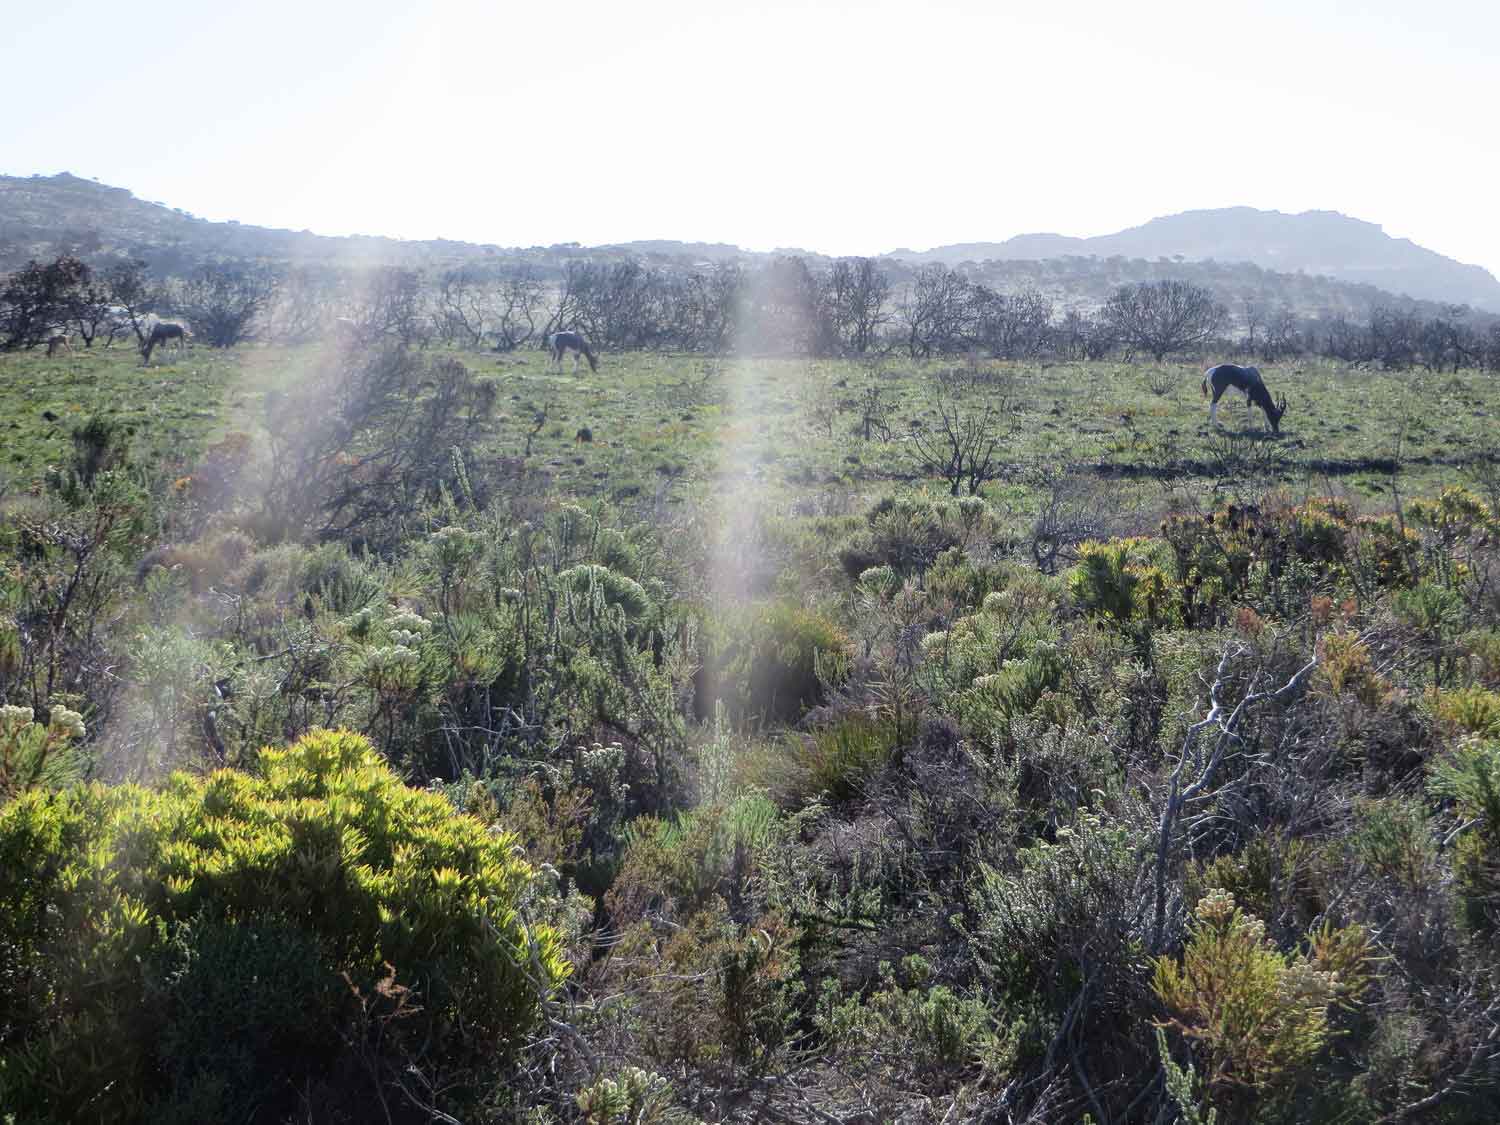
[10,4,1500,1119]
[2,0,1497,279]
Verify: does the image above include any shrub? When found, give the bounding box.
[748,712,900,808]
[0,728,568,1122]
[1315,630,1394,709]
[576,1066,696,1124]
[721,601,847,725]
[966,811,1143,1005]
[1069,538,1175,629]
[815,955,1019,1095]
[1460,628,1500,687]
[0,703,86,797]
[1428,741,1500,935]
[837,496,960,579]
[1432,685,1500,738]
[559,562,652,620]
[607,794,781,924]
[1153,891,1373,1108]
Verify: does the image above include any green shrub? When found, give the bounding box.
[1433,685,1500,738]
[0,728,569,1123]
[837,496,960,579]
[576,1066,697,1124]
[1154,891,1373,1108]
[1348,797,1438,891]
[1068,537,1176,629]
[746,712,900,808]
[0,703,86,798]
[559,562,652,620]
[925,547,1012,610]
[1429,741,1500,935]
[815,955,1019,1094]
[608,794,781,923]
[1460,627,1500,687]
[710,601,847,725]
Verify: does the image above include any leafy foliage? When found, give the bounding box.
[0,728,568,1122]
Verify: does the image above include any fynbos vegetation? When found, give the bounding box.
[3,229,1500,1124]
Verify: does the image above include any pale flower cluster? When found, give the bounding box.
[0,704,85,741]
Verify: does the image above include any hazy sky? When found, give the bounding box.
[4,0,1498,276]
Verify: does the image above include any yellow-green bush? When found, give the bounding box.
[1432,685,1500,738]
[711,601,848,725]
[1069,538,1177,629]
[0,703,86,798]
[1154,891,1372,1104]
[1429,741,1500,935]
[745,712,901,808]
[0,728,569,1123]
[815,955,1019,1095]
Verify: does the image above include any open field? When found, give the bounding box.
[480,351,1500,506]
[6,342,1496,514]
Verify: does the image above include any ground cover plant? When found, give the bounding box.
[3,320,1500,1122]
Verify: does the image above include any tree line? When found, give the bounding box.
[5,251,1500,370]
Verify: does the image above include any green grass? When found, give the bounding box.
[0,342,247,488]
[470,350,1500,515]
[5,342,1495,516]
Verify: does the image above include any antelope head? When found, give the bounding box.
[1269,393,1287,434]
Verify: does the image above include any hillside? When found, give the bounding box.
[1,174,1492,323]
[889,206,1500,312]
[0,172,524,275]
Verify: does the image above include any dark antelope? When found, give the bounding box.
[547,330,598,372]
[1202,363,1286,433]
[142,321,191,363]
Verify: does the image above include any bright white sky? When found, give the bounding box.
[3,0,1498,276]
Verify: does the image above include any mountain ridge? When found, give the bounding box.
[3,173,1497,314]
[887,206,1500,312]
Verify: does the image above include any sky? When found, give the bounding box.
[3,0,1498,276]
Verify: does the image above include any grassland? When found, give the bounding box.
[0,343,244,490]
[5,341,1495,520]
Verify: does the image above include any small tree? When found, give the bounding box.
[0,255,90,350]
[437,266,493,349]
[901,264,975,358]
[259,346,496,544]
[102,258,159,346]
[1104,280,1225,362]
[173,260,280,347]
[829,257,892,355]
[909,391,1006,496]
[492,266,544,351]
[1056,308,1115,360]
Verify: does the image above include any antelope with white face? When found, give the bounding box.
[1202,364,1286,433]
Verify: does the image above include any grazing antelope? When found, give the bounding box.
[547,330,598,372]
[1202,363,1286,433]
[45,329,71,357]
[142,321,191,364]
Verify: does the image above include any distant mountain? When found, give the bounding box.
[601,240,752,262]
[0,172,523,275]
[888,207,1500,313]
[3,174,1495,324]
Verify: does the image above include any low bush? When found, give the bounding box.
[0,728,569,1123]
[705,601,847,725]
[1154,890,1373,1114]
